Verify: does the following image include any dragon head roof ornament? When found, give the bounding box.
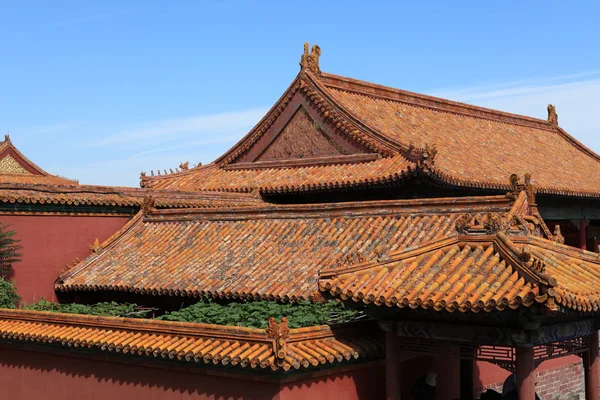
[547,104,558,125]
[300,43,322,75]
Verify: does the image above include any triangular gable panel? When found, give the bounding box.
[0,138,45,176]
[256,108,351,161]
[0,154,33,175]
[227,88,380,169]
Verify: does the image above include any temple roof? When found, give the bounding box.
[319,220,600,315]
[141,44,600,199]
[0,136,79,186]
[0,309,382,372]
[0,184,261,212]
[0,136,261,212]
[55,195,517,301]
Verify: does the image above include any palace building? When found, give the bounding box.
[0,44,598,400]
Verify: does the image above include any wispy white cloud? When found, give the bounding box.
[85,107,268,147]
[45,107,269,186]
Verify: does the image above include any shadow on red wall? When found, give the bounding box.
[0,346,385,400]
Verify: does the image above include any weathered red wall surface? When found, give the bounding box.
[0,346,279,400]
[0,215,129,303]
[280,364,385,400]
[0,347,385,400]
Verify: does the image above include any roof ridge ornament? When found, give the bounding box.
[3,134,10,143]
[299,42,321,76]
[141,195,156,214]
[507,173,535,204]
[405,142,438,167]
[266,317,289,367]
[547,104,558,125]
[88,238,103,254]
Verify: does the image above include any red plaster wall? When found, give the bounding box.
[475,356,583,397]
[0,215,130,303]
[0,346,279,400]
[0,346,385,400]
[280,365,385,400]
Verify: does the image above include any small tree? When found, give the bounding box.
[0,277,19,308]
[0,222,22,278]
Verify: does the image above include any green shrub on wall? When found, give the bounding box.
[0,222,22,278]
[0,277,20,308]
[22,298,363,328]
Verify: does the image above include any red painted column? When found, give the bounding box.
[585,332,599,400]
[580,218,587,250]
[516,346,535,400]
[386,332,401,400]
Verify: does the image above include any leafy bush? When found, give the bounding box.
[156,299,362,328]
[21,299,363,328]
[24,300,147,318]
[0,223,22,278]
[0,277,20,308]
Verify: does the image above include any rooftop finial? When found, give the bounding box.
[547,104,558,125]
[4,134,10,143]
[299,42,321,75]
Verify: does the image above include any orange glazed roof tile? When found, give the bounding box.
[55,195,516,301]
[0,309,382,372]
[319,230,600,315]
[140,45,600,198]
[0,184,261,210]
[142,156,417,193]
[0,135,79,186]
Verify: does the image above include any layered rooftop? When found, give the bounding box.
[55,195,517,301]
[0,136,261,212]
[141,44,600,199]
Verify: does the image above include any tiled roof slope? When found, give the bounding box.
[140,46,600,198]
[143,156,416,193]
[0,136,79,186]
[0,309,382,372]
[55,196,514,301]
[319,73,600,197]
[319,230,600,314]
[0,184,261,210]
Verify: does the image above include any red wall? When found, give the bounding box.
[280,365,385,400]
[0,215,129,303]
[0,346,384,400]
[475,355,581,392]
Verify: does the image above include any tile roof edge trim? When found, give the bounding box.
[0,182,258,200]
[523,235,600,262]
[145,194,513,221]
[320,73,555,131]
[0,308,369,341]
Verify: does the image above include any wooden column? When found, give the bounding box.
[516,346,535,400]
[585,332,599,400]
[580,218,588,250]
[460,359,474,400]
[386,331,401,400]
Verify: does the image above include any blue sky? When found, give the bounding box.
[1,1,599,186]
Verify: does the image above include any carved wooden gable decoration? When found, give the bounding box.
[0,136,44,176]
[256,108,349,161]
[0,154,33,175]
[226,99,380,170]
